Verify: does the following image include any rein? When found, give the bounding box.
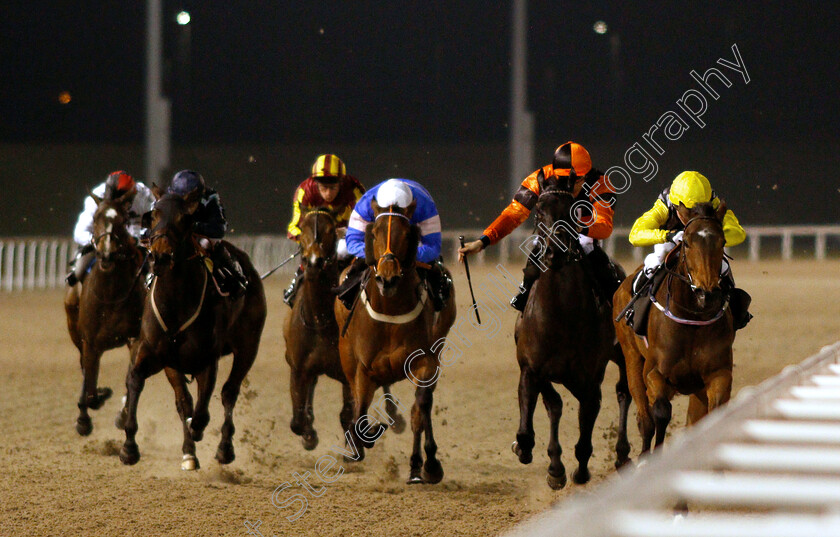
[374,210,410,276]
[534,189,583,266]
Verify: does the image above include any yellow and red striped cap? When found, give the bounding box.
[310,154,346,183]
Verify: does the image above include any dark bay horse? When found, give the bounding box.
[118,185,266,470]
[512,172,630,489]
[334,199,456,483]
[64,188,146,436]
[284,209,406,450]
[614,201,735,455]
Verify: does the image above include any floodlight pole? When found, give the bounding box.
[509,0,534,193]
[145,0,171,186]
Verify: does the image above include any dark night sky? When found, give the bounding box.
[2,2,838,144]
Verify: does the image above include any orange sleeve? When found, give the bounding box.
[481,168,544,245]
[581,174,616,240]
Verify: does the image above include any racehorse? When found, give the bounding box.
[118,185,266,470]
[284,208,405,450]
[511,171,631,489]
[613,200,735,454]
[64,188,146,436]
[334,199,456,483]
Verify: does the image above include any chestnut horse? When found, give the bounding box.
[613,201,735,455]
[284,209,405,450]
[334,199,456,483]
[511,172,630,489]
[118,185,266,469]
[64,188,146,436]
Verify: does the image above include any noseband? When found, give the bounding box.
[374,210,411,276]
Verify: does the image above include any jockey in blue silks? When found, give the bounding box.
[336,178,450,311]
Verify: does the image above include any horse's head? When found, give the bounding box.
[677,200,728,305]
[368,199,418,296]
[299,208,337,274]
[147,183,201,273]
[90,187,136,270]
[534,170,582,265]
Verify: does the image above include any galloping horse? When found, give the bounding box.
[614,201,735,454]
[512,172,631,489]
[334,199,456,483]
[118,185,266,469]
[64,188,146,436]
[284,208,405,450]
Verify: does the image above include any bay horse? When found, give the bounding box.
[284,208,405,450]
[118,185,266,470]
[613,201,734,455]
[512,172,631,489]
[64,187,146,436]
[334,199,456,483]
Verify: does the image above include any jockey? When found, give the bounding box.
[459,141,623,311]
[284,154,365,306]
[165,170,248,296]
[626,170,752,329]
[335,178,451,311]
[66,170,155,286]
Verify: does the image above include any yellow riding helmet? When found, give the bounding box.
[668,171,712,208]
[311,154,346,183]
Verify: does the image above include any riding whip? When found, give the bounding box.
[259,249,300,280]
[459,236,481,325]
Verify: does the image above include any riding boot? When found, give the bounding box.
[419,260,450,312]
[511,258,541,312]
[722,272,753,330]
[284,266,304,307]
[66,245,95,286]
[214,244,248,297]
[333,257,368,309]
[624,267,659,336]
[585,246,623,307]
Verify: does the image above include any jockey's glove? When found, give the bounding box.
[665,230,684,244]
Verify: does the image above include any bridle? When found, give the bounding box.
[670,215,725,291]
[374,209,411,276]
[535,189,583,265]
[302,210,337,267]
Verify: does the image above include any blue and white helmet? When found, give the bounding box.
[375,179,414,208]
[168,170,206,196]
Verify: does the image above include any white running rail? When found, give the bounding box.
[503,341,840,537]
[1,225,838,291]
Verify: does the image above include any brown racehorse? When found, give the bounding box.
[118,185,266,470]
[284,209,406,450]
[511,172,631,489]
[334,199,456,483]
[614,201,735,455]
[64,188,146,436]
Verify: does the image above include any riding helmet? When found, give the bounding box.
[168,170,206,196]
[669,171,712,208]
[310,154,345,184]
[103,170,135,199]
[552,141,592,177]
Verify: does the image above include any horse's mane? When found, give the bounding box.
[688,201,717,219]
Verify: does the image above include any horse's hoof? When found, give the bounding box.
[119,444,140,465]
[511,441,532,465]
[215,443,235,465]
[406,473,424,485]
[391,414,407,434]
[76,416,93,436]
[572,467,591,485]
[546,472,567,490]
[301,432,319,451]
[421,460,444,484]
[88,387,113,410]
[181,454,200,471]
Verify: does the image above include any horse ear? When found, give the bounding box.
[536,169,546,192]
[116,185,137,208]
[183,188,202,215]
[371,198,382,216]
[88,189,103,206]
[404,200,417,220]
[716,199,727,221]
[676,201,691,222]
[151,183,165,200]
[364,223,376,266]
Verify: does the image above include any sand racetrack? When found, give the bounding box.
[1,260,838,536]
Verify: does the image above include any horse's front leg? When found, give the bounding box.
[382,384,406,434]
[540,383,566,489]
[164,367,199,470]
[513,365,541,465]
[189,359,218,443]
[645,368,673,449]
[612,347,632,468]
[76,341,113,436]
[120,341,163,465]
[705,369,732,413]
[418,384,443,484]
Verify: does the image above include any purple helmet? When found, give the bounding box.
[168,170,206,196]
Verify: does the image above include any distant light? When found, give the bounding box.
[593,21,608,34]
[176,11,191,25]
[58,91,72,105]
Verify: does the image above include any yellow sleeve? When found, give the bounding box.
[287,188,305,238]
[628,199,670,247]
[721,209,745,246]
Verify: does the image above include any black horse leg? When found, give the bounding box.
[513,366,540,464]
[383,384,406,434]
[190,360,218,442]
[77,342,111,436]
[613,349,632,467]
[165,367,198,470]
[120,343,162,465]
[217,341,259,465]
[540,383,566,489]
[114,342,134,430]
[301,375,319,450]
[339,383,354,434]
[652,397,672,448]
[419,385,443,484]
[571,386,602,485]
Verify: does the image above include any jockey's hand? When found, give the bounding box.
[666,230,684,244]
[458,240,484,263]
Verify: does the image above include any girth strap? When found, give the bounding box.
[151,268,208,335]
